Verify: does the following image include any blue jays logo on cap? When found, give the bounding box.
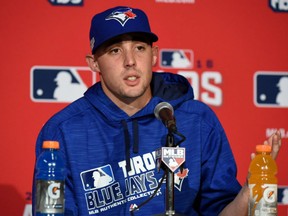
[105,8,137,27]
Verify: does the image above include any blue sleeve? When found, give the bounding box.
[32,122,79,216]
[195,117,242,215]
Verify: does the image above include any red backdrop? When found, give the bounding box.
[1,0,287,215]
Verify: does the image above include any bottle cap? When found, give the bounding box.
[256,144,272,153]
[42,141,60,149]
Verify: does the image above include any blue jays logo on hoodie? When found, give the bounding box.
[105,8,137,26]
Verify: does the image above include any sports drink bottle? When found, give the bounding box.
[35,141,65,215]
[248,144,277,216]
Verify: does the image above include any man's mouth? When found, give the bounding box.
[127,76,137,81]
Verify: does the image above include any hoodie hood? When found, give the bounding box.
[84,72,194,120]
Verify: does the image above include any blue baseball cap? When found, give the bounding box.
[89,6,158,54]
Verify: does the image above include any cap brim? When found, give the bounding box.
[93,31,158,54]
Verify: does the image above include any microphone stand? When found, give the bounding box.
[154,131,185,216]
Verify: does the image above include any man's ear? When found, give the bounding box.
[86,54,99,72]
[152,46,158,67]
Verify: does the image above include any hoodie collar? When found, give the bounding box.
[84,72,194,121]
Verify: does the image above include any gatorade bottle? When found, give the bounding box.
[248,144,277,216]
[35,141,65,215]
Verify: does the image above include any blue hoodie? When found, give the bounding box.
[33,72,241,215]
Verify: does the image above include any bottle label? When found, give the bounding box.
[36,180,65,214]
[248,183,277,216]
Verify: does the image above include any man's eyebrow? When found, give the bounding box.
[94,34,153,56]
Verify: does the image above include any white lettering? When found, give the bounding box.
[132,156,147,174]
[22,204,32,216]
[155,0,195,3]
[48,182,60,199]
[142,153,156,170]
[163,148,184,156]
[53,0,82,4]
[271,0,288,11]
[57,0,70,3]
[118,152,157,177]
[266,128,288,138]
[178,71,223,106]
[201,71,222,106]
[118,161,128,178]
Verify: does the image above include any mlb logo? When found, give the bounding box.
[278,186,288,204]
[161,147,186,172]
[30,66,96,103]
[80,165,115,191]
[160,49,193,69]
[48,0,83,6]
[254,71,288,107]
[269,0,288,12]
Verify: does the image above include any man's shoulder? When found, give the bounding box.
[44,97,93,128]
[178,99,222,128]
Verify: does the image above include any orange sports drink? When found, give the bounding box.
[248,144,277,216]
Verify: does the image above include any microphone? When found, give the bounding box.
[154,102,177,132]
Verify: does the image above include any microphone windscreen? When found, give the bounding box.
[154,102,174,120]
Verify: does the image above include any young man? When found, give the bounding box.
[33,6,281,215]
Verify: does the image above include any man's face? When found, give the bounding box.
[93,34,158,104]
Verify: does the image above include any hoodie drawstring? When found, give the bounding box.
[121,119,139,172]
[132,119,139,154]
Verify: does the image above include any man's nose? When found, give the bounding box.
[123,50,136,68]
